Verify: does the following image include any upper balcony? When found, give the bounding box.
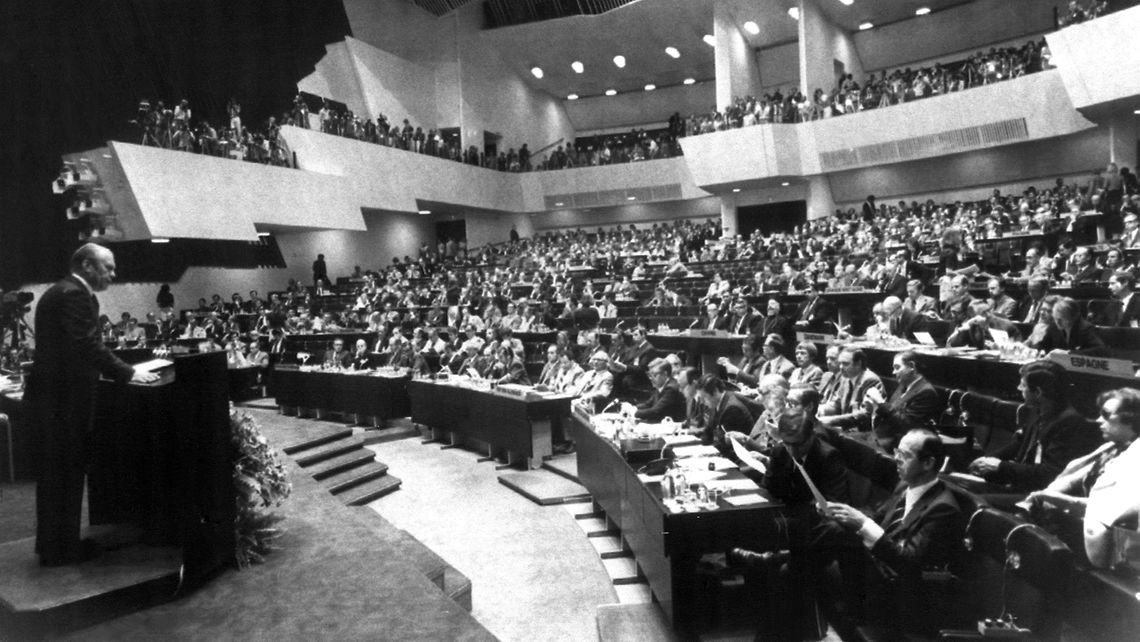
[1046,5,1140,116]
[679,69,1096,190]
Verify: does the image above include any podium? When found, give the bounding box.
[88,351,234,580]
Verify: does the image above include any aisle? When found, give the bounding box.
[363,429,617,642]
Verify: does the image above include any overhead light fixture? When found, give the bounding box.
[257,232,271,237]
[102,154,112,159]
[915,7,931,16]
[703,34,716,46]
[150,238,170,244]
[554,202,564,207]
[626,196,636,201]
[788,7,800,20]
[683,77,696,85]
[1134,109,1140,114]
[744,21,759,35]
[732,188,741,193]
[418,209,431,215]
[613,55,626,68]
[530,66,543,79]
[605,88,617,96]
[859,22,873,30]
[571,60,584,73]
[644,84,656,91]
[837,0,854,6]
[781,182,790,187]
[567,93,579,100]
[664,46,680,58]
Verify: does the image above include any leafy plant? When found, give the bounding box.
[231,406,291,569]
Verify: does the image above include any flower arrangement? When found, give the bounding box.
[231,406,292,569]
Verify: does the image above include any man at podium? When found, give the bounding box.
[25,243,159,566]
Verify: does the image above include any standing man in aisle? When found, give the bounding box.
[312,253,328,288]
[27,243,159,566]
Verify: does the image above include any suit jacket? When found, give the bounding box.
[989,405,1101,491]
[1016,294,1046,324]
[870,480,965,582]
[795,297,836,332]
[988,294,1019,319]
[732,355,766,387]
[1106,294,1140,327]
[728,312,761,336]
[1037,319,1108,356]
[789,364,823,388]
[759,355,794,379]
[946,315,1021,349]
[872,376,940,445]
[904,295,938,318]
[707,392,755,451]
[1042,440,1140,568]
[940,294,974,325]
[349,353,374,370]
[763,433,850,505]
[826,370,885,430]
[496,359,530,385]
[635,381,686,422]
[888,307,928,340]
[1070,264,1104,285]
[577,369,614,408]
[879,273,908,299]
[324,349,352,369]
[756,314,788,339]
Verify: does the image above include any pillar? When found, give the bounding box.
[805,175,836,220]
[1106,113,1138,170]
[720,195,738,237]
[714,1,761,112]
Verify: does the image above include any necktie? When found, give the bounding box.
[1024,301,1038,324]
[842,377,856,412]
[882,496,907,532]
[1083,448,1118,495]
[1016,419,1041,464]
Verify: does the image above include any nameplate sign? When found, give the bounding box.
[1048,353,1135,377]
[824,287,877,294]
[797,332,838,345]
[687,329,731,337]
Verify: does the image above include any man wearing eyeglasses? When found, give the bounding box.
[624,358,685,422]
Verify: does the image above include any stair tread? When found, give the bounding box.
[307,449,376,479]
[602,557,641,582]
[280,425,354,454]
[341,475,402,505]
[327,461,390,494]
[294,437,365,466]
[590,536,626,558]
[612,583,653,605]
[575,516,614,536]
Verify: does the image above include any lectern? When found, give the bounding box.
[88,351,234,579]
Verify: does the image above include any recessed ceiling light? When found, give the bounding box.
[744,21,759,35]
[644,84,656,91]
[613,55,626,68]
[418,209,431,215]
[665,46,680,58]
[703,34,716,46]
[788,7,800,20]
[567,93,579,100]
[915,7,931,16]
[732,188,741,193]
[683,77,696,85]
[571,61,584,73]
[605,88,617,96]
[554,202,564,207]
[781,182,790,187]
[859,22,873,30]
[530,66,543,79]
[150,238,170,243]
[837,0,854,6]
[1134,109,1140,114]
[627,196,636,201]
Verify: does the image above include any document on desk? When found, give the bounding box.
[662,434,701,447]
[729,437,767,475]
[723,493,772,507]
[672,444,720,459]
[133,358,173,373]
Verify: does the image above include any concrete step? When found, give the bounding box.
[307,449,376,480]
[602,557,642,585]
[294,437,364,467]
[575,516,617,538]
[596,603,678,642]
[442,566,473,612]
[589,535,627,560]
[561,502,601,520]
[280,425,354,455]
[612,583,653,605]
[360,423,419,446]
[341,474,402,506]
[327,461,391,495]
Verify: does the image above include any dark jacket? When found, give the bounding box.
[634,380,685,422]
[988,405,1101,491]
[872,376,941,446]
[763,433,850,505]
[1036,319,1108,356]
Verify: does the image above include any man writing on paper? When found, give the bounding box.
[27,243,160,566]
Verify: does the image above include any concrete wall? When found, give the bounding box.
[757,42,799,94]
[564,83,716,132]
[714,1,761,109]
[296,41,369,117]
[800,0,863,95]
[852,0,1055,73]
[1047,6,1140,110]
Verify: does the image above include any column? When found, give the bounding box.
[1106,113,1138,170]
[720,195,738,237]
[713,1,761,112]
[805,176,836,220]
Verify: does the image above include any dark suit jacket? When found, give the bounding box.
[728,312,761,335]
[635,381,685,422]
[988,405,1101,491]
[795,297,836,333]
[707,392,754,451]
[879,274,908,299]
[1106,294,1140,327]
[350,354,374,370]
[763,434,850,506]
[946,315,1021,349]
[1070,264,1103,284]
[889,307,928,340]
[1037,319,1108,356]
[872,376,940,445]
[756,314,788,339]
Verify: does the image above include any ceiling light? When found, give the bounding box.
[644,84,656,91]
[781,182,790,187]
[626,196,636,201]
[915,7,931,16]
[571,60,584,73]
[554,202,564,207]
[418,209,431,215]
[665,46,680,58]
[567,93,579,100]
[150,238,170,244]
[859,22,873,30]
[703,34,716,46]
[605,88,617,96]
[732,188,741,193]
[683,78,696,85]
[837,0,854,6]
[744,21,759,35]
[257,232,271,237]
[613,55,626,68]
[788,7,800,20]
[530,66,543,79]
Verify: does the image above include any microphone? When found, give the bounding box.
[599,398,621,414]
[688,317,701,329]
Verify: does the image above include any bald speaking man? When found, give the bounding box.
[26,243,159,566]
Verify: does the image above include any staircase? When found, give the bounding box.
[280,424,402,505]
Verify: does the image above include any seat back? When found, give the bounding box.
[825,432,899,509]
